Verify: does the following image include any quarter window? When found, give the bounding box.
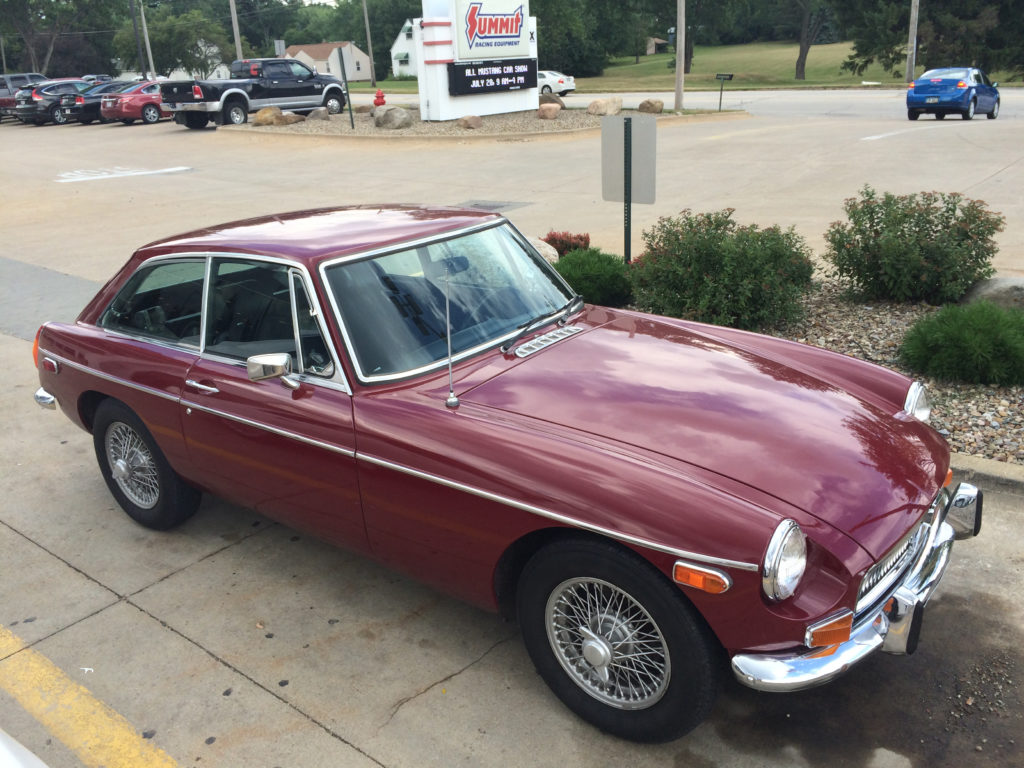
[99,260,206,344]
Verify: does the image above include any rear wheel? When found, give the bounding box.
[907,109,920,121]
[141,104,160,124]
[987,99,999,120]
[50,105,67,125]
[92,400,201,530]
[541,85,553,94]
[182,112,211,129]
[962,98,976,120]
[517,539,721,742]
[223,101,248,125]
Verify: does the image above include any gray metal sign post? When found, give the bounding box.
[716,73,733,111]
[602,114,656,263]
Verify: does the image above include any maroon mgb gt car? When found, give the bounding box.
[33,205,982,742]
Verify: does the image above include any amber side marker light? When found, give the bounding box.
[944,469,954,488]
[32,327,40,368]
[673,561,731,594]
[805,611,854,648]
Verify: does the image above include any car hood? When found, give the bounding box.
[461,313,947,559]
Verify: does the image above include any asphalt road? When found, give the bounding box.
[1,90,1022,767]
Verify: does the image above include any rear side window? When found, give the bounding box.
[99,260,206,344]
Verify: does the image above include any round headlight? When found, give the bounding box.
[904,381,931,423]
[762,520,807,601]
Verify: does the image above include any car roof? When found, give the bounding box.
[137,205,505,266]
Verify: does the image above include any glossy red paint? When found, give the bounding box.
[35,206,950,663]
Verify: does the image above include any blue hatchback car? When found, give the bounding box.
[907,67,999,121]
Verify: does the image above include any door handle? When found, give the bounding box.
[186,379,219,394]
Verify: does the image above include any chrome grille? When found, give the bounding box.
[856,523,922,613]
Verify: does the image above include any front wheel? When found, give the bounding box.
[92,400,201,530]
[141,104,160,124]
[323,93,344,114]
[987,99,999,120]
[517,539,720,742]
[962,98,976,120]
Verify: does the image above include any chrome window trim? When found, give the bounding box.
[358,452,759,572]
[318,219,573,385]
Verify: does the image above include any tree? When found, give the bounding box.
[794,0,829,80]
[113,7,237,77]
[0,0,123,74]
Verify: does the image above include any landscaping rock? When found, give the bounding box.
[537,103,561,120]
[638,98,664,114]
[963,277,1024,311]
[306,107,330,121]
[457,115,483,129]
[354,104,373,114]
[586,97,622,116]
[374,106,413,129]
[253,106,283,126]
[529,237,560,264]
[274,112,305,125]
[539,92,565,108]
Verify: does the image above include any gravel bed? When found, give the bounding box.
[776,280,1023,464]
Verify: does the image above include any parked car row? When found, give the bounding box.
[5,77,171,126]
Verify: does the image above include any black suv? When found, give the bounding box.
[14,79,93,125]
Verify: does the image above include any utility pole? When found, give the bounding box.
[140,4,156,80]
[905,0,920,83]
[228,0,244,61]
[673,0,685,111]
[361,0,377,87]
[128,0,146,80]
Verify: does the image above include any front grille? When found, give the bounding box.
[856,523,922,613]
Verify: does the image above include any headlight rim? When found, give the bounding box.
[762,519,807,602]
[904,381,931,423]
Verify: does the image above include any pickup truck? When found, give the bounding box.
[160,58,346,129]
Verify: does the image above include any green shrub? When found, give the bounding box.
[554,248,632,307]
[543,230,591,257]
[825,186,1004,304]
[901,301,1024,385]
[629,209,814,331]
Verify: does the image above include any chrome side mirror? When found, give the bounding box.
[247,352,300,390]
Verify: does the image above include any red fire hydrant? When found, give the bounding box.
[374,89,386,107]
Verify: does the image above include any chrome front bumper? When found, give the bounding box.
[732,482,982,692]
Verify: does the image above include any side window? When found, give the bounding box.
[205,260,291,360]
[291,273,335,377]
[288,61,312,78]
[264,62,289,78]
[99,260,206,344]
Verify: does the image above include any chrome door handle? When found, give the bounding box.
[185,379,219,394]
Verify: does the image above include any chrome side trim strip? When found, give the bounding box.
[357,452,759,572]
[41,351,180,404]
[182,399,355,457]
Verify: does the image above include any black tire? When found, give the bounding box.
[78,117,94,125]
[50,105,67,125]
[987,99,999,120]
[517,539,721,742]
[222,101,248,125]
[92,400,201,530]
[141,104,160,124]
[183,112,210,130]
[541,85,553,94]
[121,119,134,125]
[935,112,945,120]
[323,93,344,114]
[962,98,976,120]
[907,109,920,121]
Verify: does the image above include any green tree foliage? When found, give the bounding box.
[0,0,122,74]
[113,7,237,77]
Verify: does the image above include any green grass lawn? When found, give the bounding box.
[361,40,1018,93]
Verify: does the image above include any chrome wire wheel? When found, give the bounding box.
[545,577,670,710]
[105,421,160,509]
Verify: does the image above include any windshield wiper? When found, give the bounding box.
[500,294,583,354]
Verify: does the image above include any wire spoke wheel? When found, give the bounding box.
[105,421,160,509]
[546,577,670,709]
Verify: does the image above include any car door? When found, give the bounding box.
[284,61,322,108]
[180,256,368,552]
[258,61,299,107]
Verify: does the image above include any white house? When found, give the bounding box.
[284,41,372,81]
[390,19,417,79]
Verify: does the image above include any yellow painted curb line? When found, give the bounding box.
[0,625,178,768]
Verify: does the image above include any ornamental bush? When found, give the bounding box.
[553,248,632,308]
[629,209,814,331]
[824,186,1004,304]
[543,230,591,257]
[901,301,1024,386]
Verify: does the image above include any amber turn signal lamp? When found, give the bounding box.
[673,562,731,594]
[944,469,953,488]
[805,611,854,648]
[32,328,40,368]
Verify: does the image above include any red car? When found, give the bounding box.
[33,205,982,742]
[100,80,170,124]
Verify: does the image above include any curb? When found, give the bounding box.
[950,452,1024,496]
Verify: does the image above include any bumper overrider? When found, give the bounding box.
[732,482,982,692]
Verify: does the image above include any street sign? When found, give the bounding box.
[601,114,656,262]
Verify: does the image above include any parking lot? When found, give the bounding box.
[2,90,1023,767]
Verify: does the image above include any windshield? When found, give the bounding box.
[322,222,574,381]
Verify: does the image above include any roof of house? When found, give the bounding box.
[284,41,349,60]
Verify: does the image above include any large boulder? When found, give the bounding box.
[529,237,560,264]
[274,111,305,125]
[587,97,622,116]
[306,107,330,121]
[374,106,413,129]
[539,92,565,108]
[638,98,664,114]
[537,103,561,120]
[457,115,483,129]
[253,106,282,126]
[963,277,1024,311]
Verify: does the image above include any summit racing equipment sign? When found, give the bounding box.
[454,0,531,60]
[448,58,537,95]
